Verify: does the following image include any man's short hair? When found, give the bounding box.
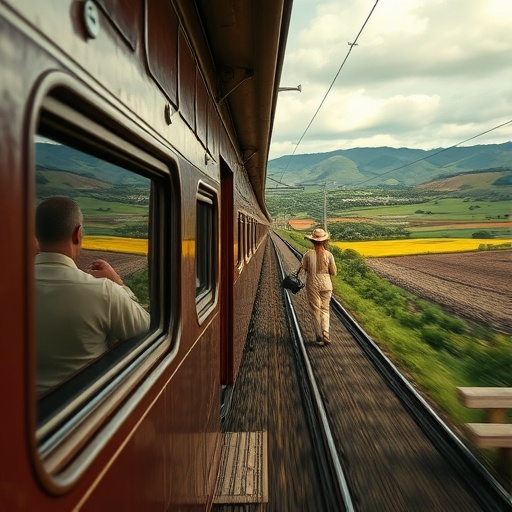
[36,196,83,244]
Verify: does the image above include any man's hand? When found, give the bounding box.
[88,259,124,286]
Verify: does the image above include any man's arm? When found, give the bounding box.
[89,259,150,339]
[108,282,151,341]
[88,259,124,285]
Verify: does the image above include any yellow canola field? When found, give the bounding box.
[83,236,148,255]
[331,238,512,258]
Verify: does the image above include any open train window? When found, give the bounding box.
[34,94,174,476]
[196,184,217,320]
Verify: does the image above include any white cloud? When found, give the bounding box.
[270,0,512,160]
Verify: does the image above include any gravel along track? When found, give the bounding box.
[366,251,511,334]
[214,240,328,512]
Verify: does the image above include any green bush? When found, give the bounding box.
[395,310,422,329]
[471,231,492,239]
[439,315,466,334]
[420,304,442,324]
[124,267,149,309]
[463,338,512,386]
[420,325,447,350]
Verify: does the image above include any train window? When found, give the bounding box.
[237,213,244,267]
[196,185,217,319]
[249,220,254,255]
[34,95,173,475]
[244,217,250,261]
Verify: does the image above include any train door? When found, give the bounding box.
[220,160,234,386]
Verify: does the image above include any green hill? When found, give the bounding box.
[36,142,148,185]
[267,142,512,188]
[296,155,365,184]
[37,170,113,191]
[416,169,512,193]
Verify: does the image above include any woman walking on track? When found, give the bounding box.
[301,228,337,346]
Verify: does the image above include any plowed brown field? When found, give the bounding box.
[78,249,147,279]
[366,251,511,334]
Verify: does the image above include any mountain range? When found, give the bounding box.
[36,140,511,191]
[267,142,512,188]
[36,142,148,186]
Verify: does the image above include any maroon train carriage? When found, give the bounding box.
[0,0,292,510]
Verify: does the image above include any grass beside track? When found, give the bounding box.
[275,229,511,430]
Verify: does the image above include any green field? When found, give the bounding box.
[75,196,149,216]
[276,229,511,430]
[73,196,149,238]
[339,197,510,222]
[409,227,511,238]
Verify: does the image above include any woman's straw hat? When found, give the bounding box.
[305,228,330,242]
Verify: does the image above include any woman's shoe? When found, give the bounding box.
[322,331,330,344]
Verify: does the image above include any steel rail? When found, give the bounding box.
[276,232,512,512]
[272,236,355,512]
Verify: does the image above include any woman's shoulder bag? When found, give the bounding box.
[282,267,305,294]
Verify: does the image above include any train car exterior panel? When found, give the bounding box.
[0,0,291,509]
[3,0,216,180]
[232,242,266,382]
[79,394,168,511]
[0,40,215,512]
[146,0,179,107]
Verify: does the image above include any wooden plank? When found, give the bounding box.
[214,431,268,504]
[457,387,512,409]
[463,423,512,448]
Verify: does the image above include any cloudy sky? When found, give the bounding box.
[269,0,512,160]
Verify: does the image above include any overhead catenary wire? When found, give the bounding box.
[269,118,512,228]
[270,118,512,190]
[353,118,512,187]
[279,0,381,184]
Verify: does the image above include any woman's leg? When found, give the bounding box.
[307,288,323,341]
[319,290,332,342]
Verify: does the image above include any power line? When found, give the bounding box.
[279,0,380,183]
[268,119,512,226]
[266,175,303,189]
[353,118,512,186]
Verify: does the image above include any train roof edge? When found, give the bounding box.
[176,0,294,219]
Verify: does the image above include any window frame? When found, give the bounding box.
[237,212,244,267]
[32,90,177,484]
[195,183,218,322]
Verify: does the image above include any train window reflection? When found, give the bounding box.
[35,134,152,398]
[196,185,217,318]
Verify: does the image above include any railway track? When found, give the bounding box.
[273,238,354,511]
[273,232,511,512]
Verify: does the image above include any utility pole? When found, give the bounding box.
[323,181,336,232]
[323,183,327,232]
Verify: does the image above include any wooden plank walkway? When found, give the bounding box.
[214,432,268,504]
